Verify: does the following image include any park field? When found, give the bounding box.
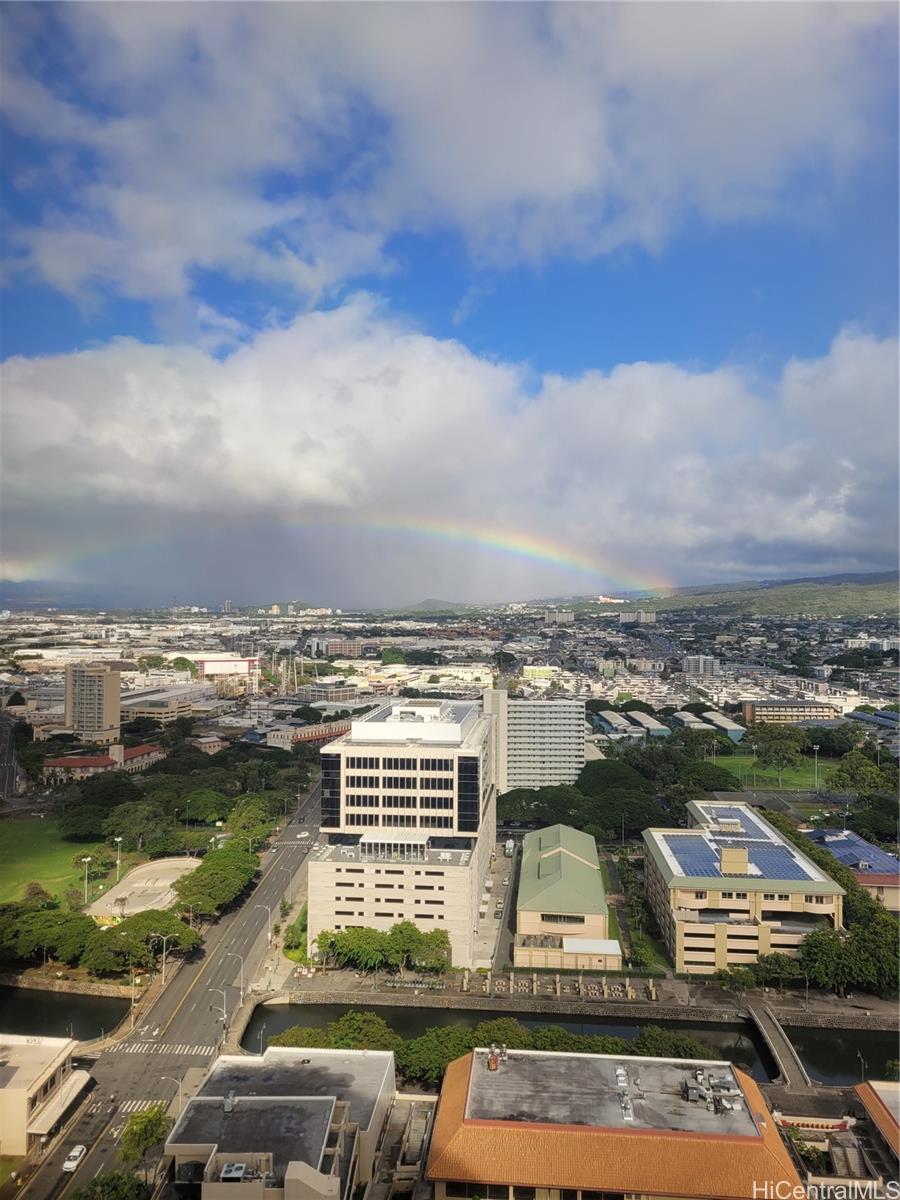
[0,817,84,903]
[715,753,839,791]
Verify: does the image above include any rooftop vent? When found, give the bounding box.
[223,1091,235,1114]
[220,1164,246,1182]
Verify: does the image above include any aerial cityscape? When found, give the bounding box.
[0,4,898,1200]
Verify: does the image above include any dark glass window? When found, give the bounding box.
[320,753,341,828]
[457,755,480,832]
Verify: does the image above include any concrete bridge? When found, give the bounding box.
[747,1002,813,1090]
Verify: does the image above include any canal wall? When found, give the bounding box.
[774,1008,899,1033]
[0,971,132,999]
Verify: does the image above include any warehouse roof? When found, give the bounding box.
[517,824,607,916]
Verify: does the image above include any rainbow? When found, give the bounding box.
[5,512,672,596]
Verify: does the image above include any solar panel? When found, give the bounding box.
[747,847,813,881]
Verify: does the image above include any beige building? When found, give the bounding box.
[43,741,166,781]
[0,1034,90,1156]
[741,699,841,725]
[514,824,621,971]
[643,801,844,975]
[64,663,120,744]
[121,685,201,725]
[165,1047,395,1200]
[427,1048,800,1199]
[308,698,496,968]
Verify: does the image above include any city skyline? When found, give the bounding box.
[2,2,898,606]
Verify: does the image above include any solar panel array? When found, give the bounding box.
[664,804,819,882]
[806,829,900,876]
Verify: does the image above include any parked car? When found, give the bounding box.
[63,1147,86,1173]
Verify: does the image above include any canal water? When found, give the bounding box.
[0,987,129,1041]
[241,1002,774,1081]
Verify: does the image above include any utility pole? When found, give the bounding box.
[114,837,123,882]
[161,1075,183,1116]
[150,932,174,986]
[256,903,273,946]
[81,856,92,905]
[812,744,819,792]
[226,952,245,1005]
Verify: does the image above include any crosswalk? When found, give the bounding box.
[117,1042,216,1056]
[119,1098,163,1114]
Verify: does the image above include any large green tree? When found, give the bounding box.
[120,1104,171,1181]
[71,1173,150,1200]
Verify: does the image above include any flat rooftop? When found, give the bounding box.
[197,1047,394,1132]
[169,1096,333,1181]
[0,1034,74,1090]
[465,1049,758,1137]
[310,832,475,867]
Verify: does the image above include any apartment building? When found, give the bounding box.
[514,825,621,971]
[427,1048,799,1200]
[543,608,575,625]
[643,801,844,975]
[482,689,585,792]
[307,699,497,968]
[326,639,363,657]
[741,699,841,725]
[619,609,657,624]
[682,655,720,677]
[64,663,120,744]
[0,1034,90,1155]
[165,1047,396,1200]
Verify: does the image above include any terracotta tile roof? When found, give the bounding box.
[855,1082,900,1157]
[45,755,113,768]
[124,743,163,759]
[427,1054,801,1199]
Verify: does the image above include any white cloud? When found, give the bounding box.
[2,299,896,600]
[1,3,893,306]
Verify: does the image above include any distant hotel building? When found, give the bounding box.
[307,699,496,967]
[619,609,656,624]
[742,699,841,725]
[64,663,120,744]
[643,801,844,974]
[482,688,585,792]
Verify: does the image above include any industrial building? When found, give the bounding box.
[426,1048,800,1199]
[121,684,210,725]
[64,663,120,744]
[0,1034,89,1156]
[624,709,671,738]
[700,710,746,742]
[643,801,844,974]
[307,699,496,967]
[593,709,637,737]
[805,828,900,913]
[514,824,621,970]
[741,699,841,725]
[165,1047,396,1200]
[671,710,714,733]
[482,688,585,792]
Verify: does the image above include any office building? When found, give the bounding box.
[805,829,900,913]
[299,681,358,704]
[326,639,363,658]
[0,1034,90,1155]
[742,699,841,725]
[700,710,746,742]
[619,609,657,624]
[682,655,720,678]
[166,1047,395,1200]
[643,801,844,974]
[121,684,209,725]
[514,825,621,970]
[307,699,496,967]
[426,1048,799,1200]
[64,663,120,744]
[482,689,585,792]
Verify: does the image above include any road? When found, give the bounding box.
[0,715,19,798]
[24,786,321,1200]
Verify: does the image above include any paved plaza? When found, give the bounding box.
[86,857,201,921]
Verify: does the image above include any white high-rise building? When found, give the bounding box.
[482,689,585,793]
[307,699,496,968]
[682,655,720,678]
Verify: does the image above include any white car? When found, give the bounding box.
[62,1146,86,1173]
[297,831,310,839]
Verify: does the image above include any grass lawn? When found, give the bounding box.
[606,903,620,942]
[715,753,840,791]
[0,818,86,903]
[598,859,611,891]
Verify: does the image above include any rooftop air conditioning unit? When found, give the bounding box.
[220,1164,247,1182]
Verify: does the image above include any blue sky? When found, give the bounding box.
[1,2,898,605]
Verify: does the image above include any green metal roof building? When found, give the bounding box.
[517,824,608,917]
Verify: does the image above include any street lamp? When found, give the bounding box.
[209,988,228,1028]
[255,904,272,946]
[226,952,245,1004]
[150,932,175,986]
[114,837,123,882]
[857,1051,868,1083]
[812,744,820,793]
[257,1022,267,1055]
[245,835,255,855]
[161,1075,183,1116]
[81,856,92,905]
